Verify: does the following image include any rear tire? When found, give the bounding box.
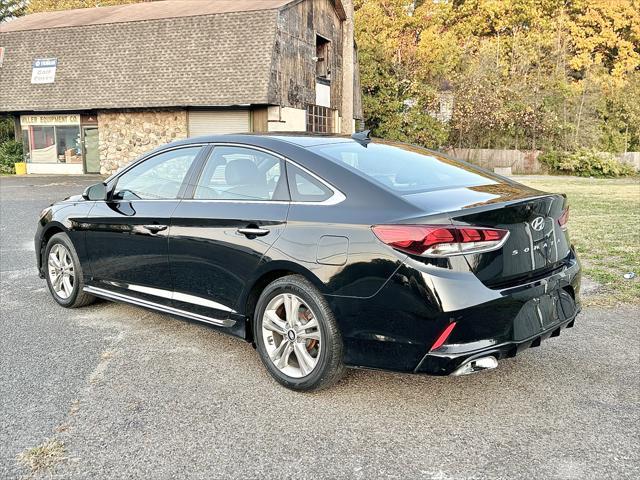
[253,275,344,391]
[44,233,95,308]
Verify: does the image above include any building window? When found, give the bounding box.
[22,125,82,164]
[20,115,82,164]
[307,105,334,134]
[56,126,82,163]
[315,34,331,80]
[31,126,55,151]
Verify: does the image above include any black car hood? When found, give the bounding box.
[62,194,86,203]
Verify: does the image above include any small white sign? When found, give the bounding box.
[315,82,331,108]
[0,47,5,67]
[31,58,57,84]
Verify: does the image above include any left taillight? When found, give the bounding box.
[371,224,510,257]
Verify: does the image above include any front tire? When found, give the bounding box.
[253,275,344,391]
[44,233,95,308]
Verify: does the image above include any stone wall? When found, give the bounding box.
[98,109,188,174]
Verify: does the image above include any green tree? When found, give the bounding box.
[0,115,15,143]
[0,0,26,22]
[0,115,21,174]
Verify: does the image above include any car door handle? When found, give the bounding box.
[142,224,168,233]
[237,227,270,237]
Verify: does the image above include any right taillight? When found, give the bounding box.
[371,224,510,257]
[558,207,569,231]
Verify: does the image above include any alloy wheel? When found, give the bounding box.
[48,243,75,299]
[261,293,322,378]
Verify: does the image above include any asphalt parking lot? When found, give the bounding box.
[1,175,638,479]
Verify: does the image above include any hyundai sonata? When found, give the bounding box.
[36,132,581,390]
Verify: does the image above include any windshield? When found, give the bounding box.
[310,142,498,194]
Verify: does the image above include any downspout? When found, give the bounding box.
[340,0,354,134]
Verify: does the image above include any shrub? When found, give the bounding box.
[0,140,24,174]
[0,116,15,144]
[539,148,636,177]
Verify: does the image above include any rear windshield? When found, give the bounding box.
[310,142,497,194]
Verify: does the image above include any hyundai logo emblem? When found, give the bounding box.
[530,217,545,231]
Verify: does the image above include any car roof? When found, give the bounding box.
[174,133,356,148]
[104,133,362,183]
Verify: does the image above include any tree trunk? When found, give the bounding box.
[574,74,588,149]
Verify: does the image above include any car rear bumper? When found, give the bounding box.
[414,311,579,375]
[328,248,581,374]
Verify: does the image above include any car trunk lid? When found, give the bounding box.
[403,184,572,288]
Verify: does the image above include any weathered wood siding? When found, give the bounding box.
[270,0,344,113]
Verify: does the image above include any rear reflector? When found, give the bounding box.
[430,322,457,351]
[558,207,570,230]
[372,225,510,257]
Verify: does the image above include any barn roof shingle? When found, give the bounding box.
[0,1,295,112]
[0,0,293,32]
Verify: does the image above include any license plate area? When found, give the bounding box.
[513,289,576,341]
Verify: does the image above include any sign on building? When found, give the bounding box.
[21,114,80,126]
[0,47,5,67]
[31,58,57,84]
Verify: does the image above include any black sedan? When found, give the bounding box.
[35,133,581,391]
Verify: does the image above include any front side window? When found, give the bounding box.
[193,146,287,201]
[113,147,201,200]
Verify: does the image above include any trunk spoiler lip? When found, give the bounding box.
[390,193,567,225]
[443,193,566,219]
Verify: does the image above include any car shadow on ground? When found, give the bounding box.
[74,295,623,407]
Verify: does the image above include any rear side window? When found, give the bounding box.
[286,164,332,202]
[193,146,287,201]
[310,142,497,194]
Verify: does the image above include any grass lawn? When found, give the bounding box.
[516,176,640,306]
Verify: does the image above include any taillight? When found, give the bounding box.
[558,207,569,230]
[371,224,510,257]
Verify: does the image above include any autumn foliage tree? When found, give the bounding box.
[355,0,640,152]
[7,0,639,153]
[26,0,142,13]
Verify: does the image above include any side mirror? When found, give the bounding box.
[82,182,107,201]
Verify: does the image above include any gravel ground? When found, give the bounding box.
[1,175,638,479]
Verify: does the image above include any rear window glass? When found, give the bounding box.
[310,142,497,194]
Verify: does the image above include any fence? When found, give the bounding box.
[445,148,640,175]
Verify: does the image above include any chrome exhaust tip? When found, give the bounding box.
[451,356,498,376]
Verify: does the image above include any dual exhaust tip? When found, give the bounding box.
[451,356,498,376]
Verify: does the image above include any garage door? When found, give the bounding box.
[188,110,250,137]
